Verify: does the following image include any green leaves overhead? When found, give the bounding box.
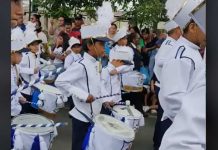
[34,0,167,29]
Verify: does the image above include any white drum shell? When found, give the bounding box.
[12,114,57,150]
[121,71,144,87]
[40,65,56,81]
[112,105,145,130]
[86,114,135,150]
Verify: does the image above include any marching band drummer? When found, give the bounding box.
[109,27,135,75]
[152,20,182,149]
[101,47,133,115]
[160,1,206,149]
[64,37,82,70]
[19,31,42,114]
[11,30,27,118]
[55,20,112,150]
[157,0,206,147]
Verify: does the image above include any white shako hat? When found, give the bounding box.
[112,26,128,43]
[189,0,206,33]
[110,46,133,65]
[165,0,204,29]
[164,20,179,32]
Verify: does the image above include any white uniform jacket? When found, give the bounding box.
[19,51,41,95]
[154,36,177,87]
[55,52,103,122]
[101,63,122,103]
[64,51,81,69]
[160,56,206,150]
[159,36,203,121]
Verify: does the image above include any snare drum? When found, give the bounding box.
[40,65,57,84]
[112,105,144,131]
[11,114,57,150]
[121,71,144,92]
[33,83,66,113]
[86,114,135,150]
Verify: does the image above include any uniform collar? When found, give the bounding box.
[83,52,97,63]
[180,36,200,50]
[167,36,177,42]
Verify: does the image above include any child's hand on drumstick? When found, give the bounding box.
[86,94,95,103]
[19,97,28,104]
[103,101,115,109]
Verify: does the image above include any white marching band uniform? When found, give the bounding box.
[64,37,82,69]
[55,53,103,122]
[154,20,179,87]
[11,28,25,116]
[160,0,206,149]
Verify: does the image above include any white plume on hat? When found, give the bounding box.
[81,1,114,40]
[112,26,128,42]
[165,0,187,20]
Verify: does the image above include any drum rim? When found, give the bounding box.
[40,64,56,71]
[112,105,143,119]
[33,83,62,95]
[11,114,55,135]
[94,114,135,141]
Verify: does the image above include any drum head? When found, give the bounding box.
[34,83,62,95]
[94,114,135,141]
[41,65,56,71]
[11,114,54,134]
[113,105,142,119]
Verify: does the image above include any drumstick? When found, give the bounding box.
[11,67,64,96]
[11,122,68,128]
[94,93,121,100]
[126,100,134,116]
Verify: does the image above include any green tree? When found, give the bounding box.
[34,0,167,29]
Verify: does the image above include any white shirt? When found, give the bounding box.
[11,65,22,116]
[160,58,205,150]
[64,51,81,69]
[19,52,41,95]
[101,63,122,103]
[159,36,203,121]
[53,47,64,64]
[154,36,177,87]
[55,52,104,122]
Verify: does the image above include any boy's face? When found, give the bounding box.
[118,36,128,46]
[11,52,22,64]
[11,0,23,28]
[28,42,39,53]
[65,25,72,33]
[111,60,124,67]
[71,45,82,54]
[88,41,105,58]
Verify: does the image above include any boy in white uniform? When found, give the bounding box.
[160,1,206,149]
[64,37,82,69]
[152,20,182,149]
[101,47,133,114]
[11,31,27,118]
[19,32,42,114]
[55,2,113,148]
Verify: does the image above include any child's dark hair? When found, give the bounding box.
[58,31,70,51]
[82,38,101,52]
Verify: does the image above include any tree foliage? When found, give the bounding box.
[34,0,167,29]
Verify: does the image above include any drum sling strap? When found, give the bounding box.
[78,60,94,119]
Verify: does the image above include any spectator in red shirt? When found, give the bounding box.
[69,15,84,42]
